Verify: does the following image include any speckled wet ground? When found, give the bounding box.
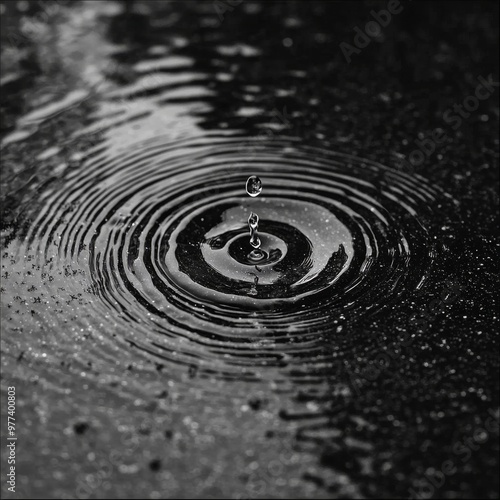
[0,1,498,499]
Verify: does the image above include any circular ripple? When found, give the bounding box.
[168,198,351,306]
[20,136,443,377]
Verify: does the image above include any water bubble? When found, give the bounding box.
[246,176,262,197]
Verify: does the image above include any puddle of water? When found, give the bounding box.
[1,1,498,499]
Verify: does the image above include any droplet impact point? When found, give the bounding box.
[248,249,265,261]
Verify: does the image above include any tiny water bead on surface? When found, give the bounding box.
[246,175,262,197]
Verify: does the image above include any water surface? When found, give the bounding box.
[1,1,498,498]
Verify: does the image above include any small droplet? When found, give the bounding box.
[246,176,262,197]
[250,234,261,249]
[248,212,261,249]
[248,212,259,229]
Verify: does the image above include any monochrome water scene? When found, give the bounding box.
[1,1,498,499]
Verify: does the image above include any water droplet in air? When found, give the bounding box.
[248,212,261,249]
[246,176,263,260]
[248,212,259,229]
[246,176,262,197]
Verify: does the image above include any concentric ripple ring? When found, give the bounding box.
[15,136,445,376]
